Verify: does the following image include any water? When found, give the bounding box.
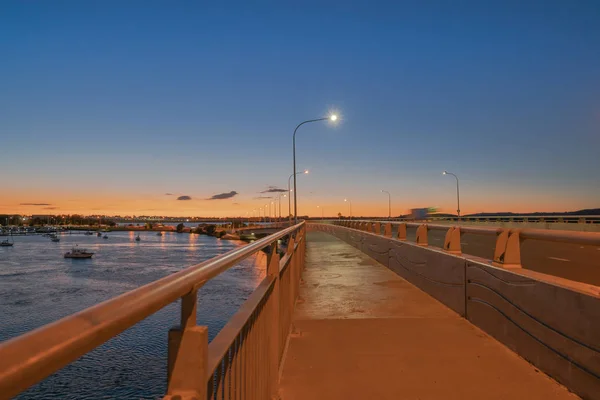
[0,231,266,399]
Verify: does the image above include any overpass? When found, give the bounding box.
[0,221,598,399]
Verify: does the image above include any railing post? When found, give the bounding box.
[166,289,208,400]
[443,227,461,255]
[384,223,392,238]
[267,242,280,398]
[397,223,407,241]
[373,222,381,235]
[416,224,428,246]
[493,229,522,269]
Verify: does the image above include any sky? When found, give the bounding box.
[1,1,599,217]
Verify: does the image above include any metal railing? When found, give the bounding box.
[0,222,307,400]
[333,220,600,269]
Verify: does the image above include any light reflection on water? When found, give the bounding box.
[0,231,265,399]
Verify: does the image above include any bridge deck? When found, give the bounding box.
[278,231,576,400]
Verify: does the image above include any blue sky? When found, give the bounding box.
[1,1,599,216]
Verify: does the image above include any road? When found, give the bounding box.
[405,228,600,286]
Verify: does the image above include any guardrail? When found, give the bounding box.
[233,221,291,233]
[354,215,600,224]
[334,220,600,269]
[0,222,307,399]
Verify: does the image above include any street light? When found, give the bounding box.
[381,190,391,218]
[317,205,324,220]
[278,193,286,221]
[443,171,460,218]
[344,198,352,218]
[288,169,308,223]
[293,114,338,223]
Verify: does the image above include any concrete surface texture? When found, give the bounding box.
[278,232,578,400]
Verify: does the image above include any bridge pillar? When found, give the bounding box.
[397,223,407,241]
[416,224,428,246]
[443,227,462,255]
[373,222,381,235]
[366,223,373,233]
[492,229,522,268]
[383,223,392,238]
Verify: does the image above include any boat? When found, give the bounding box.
[0,239,14,247]
[51,237,60,242]
[156,232,163,236]
[135,234,141,242]
[84,231,93,236]
[97,232,102,237]
[103,234,108,239]
[64,246,94,259]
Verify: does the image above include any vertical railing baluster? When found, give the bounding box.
[166,289,208,400]
[266,240,280,397]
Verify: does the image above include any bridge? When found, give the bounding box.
[0,221,598,399]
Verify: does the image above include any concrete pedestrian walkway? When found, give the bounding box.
[278,231,577,400]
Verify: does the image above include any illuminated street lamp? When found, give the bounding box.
[381,190,391,218]
[288,170,308,223]
[292,114,338,223]
[344,198,352,218]
[278,193,286,221]
[442,171,461,218]
[317,205,324,220]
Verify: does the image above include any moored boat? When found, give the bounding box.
[64,246,94,259]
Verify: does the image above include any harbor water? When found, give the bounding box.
[0,231,266,399]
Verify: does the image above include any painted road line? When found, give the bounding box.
[547,257,571,262]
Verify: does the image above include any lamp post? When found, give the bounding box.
[381,190,391,218]
[279,193,286,221]
[271,201,275,222]
[265,203,269,223]
[317,205,324,220]
[293,114,337,223]
[344,198,352,218]
[443,171,461,218]
[288,170,308,223]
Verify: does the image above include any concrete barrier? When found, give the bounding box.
[309,223,600,400]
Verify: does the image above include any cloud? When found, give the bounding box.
[232,202,240,205]
[20,203,51,206]
[260,186,287,193]
[253,196,273,200]
[43,207,58,210]
[165,193,173,196]
[207,191,238,200]
[177,195,192,201]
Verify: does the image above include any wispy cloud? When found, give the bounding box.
[165,193,173,196]
[177,195,192,201]
[207,191,238,200]
[20,203,51,206]
[260,186,287,193]
[43,206,58,210]
[253,196,273,200]
[232,202,240,205]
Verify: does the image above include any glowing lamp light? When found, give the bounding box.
[442,171,447,175]
[304,169,309,174]
[330,114,338,121]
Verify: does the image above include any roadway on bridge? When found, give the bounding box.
[278,232,575,400]
[404,228,600,286]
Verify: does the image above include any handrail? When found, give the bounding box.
[0,221,305,399]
